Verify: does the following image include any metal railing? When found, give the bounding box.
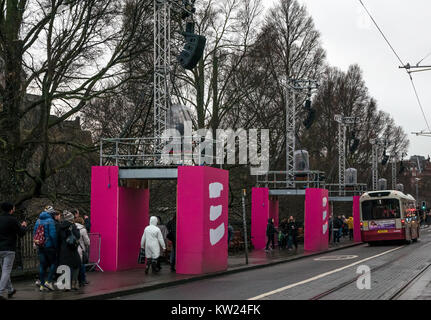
[324,183,368,197]
[100,137,223,167]
[13,230,38,274]
[256,170,326,189]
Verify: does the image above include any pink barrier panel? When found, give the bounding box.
[91,166,119,271]
[304,188,329,252]
[117,187,149,270]
[90,166,150,271]
[176,166,229,275]
[353,196,362,242]
[251,188,269,250]
[88,233,101,265]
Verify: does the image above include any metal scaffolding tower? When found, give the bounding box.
[285,87,297,188]
[334,115,357,196]
[154,0,172,154]
[285,79,318,188]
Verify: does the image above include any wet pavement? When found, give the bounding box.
[113,227,431,300]
[7,237,359,300]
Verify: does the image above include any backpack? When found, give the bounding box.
[66,225,79,249]
[33,220,46,247]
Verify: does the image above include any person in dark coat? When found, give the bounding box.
[57,211,81,290]
[287,216,298,251]
[265,218,277,251]
[166,216,176,272]
[0,202,27,299]
[333,216,343,243]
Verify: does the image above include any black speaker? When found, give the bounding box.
[303,108,316,129]
[177,32,206,70]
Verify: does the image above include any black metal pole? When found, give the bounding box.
[242,189,249,265]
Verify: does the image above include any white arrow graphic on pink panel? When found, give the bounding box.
[209,182,225,246]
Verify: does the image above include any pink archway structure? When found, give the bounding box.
[251,187,362,253]
[353,195,362,242]
[90,166,229,274]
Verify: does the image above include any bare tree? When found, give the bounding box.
[302,65,409,184]
[0,0,151,203]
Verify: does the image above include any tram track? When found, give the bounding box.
[388,263,431,300]
[309,247,410,300]
[310,238,431,300]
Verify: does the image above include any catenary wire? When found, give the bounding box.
[358,0,405,66]
[358,0,431,132]
[416,51,431,66]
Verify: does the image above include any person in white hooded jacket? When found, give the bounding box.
[141,216,166,274]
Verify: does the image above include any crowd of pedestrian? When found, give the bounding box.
[33,206,91,292]
[266,216,299,252]
[328,215,354,244]
[263,213,355,252]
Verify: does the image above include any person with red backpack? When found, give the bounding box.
[33,206,58,292]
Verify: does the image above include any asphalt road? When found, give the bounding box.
[113,226,431,300]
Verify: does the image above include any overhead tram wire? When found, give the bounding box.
[358,0,404,66]
[409,76,431,132]
[416,50,431,66]
[358,0,431,132]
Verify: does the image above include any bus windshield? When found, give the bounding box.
[361,199,401,220]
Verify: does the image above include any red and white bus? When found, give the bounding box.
[360,190,420,244]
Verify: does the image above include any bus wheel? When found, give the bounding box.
[405,239,412,245]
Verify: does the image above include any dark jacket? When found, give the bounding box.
[266,219,277,237]
[287,221,298,237]
[0,212,27,252]
[33,212,57,248]
[84,217,91,233]
[57,221,81,269]
[333,218,343,229]
[166,218,176,244]
[280,221,289,234]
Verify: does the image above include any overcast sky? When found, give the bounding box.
[263,0,431,158]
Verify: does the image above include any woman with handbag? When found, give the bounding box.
[75,217,90,287]
[58,211,81,290]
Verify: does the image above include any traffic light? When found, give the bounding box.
[422,201,426,210]
[177,22,206,70]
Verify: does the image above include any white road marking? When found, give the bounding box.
[314,255,358,261]
[248,245,405,300]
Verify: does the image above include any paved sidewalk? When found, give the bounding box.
[8,239,360,300]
